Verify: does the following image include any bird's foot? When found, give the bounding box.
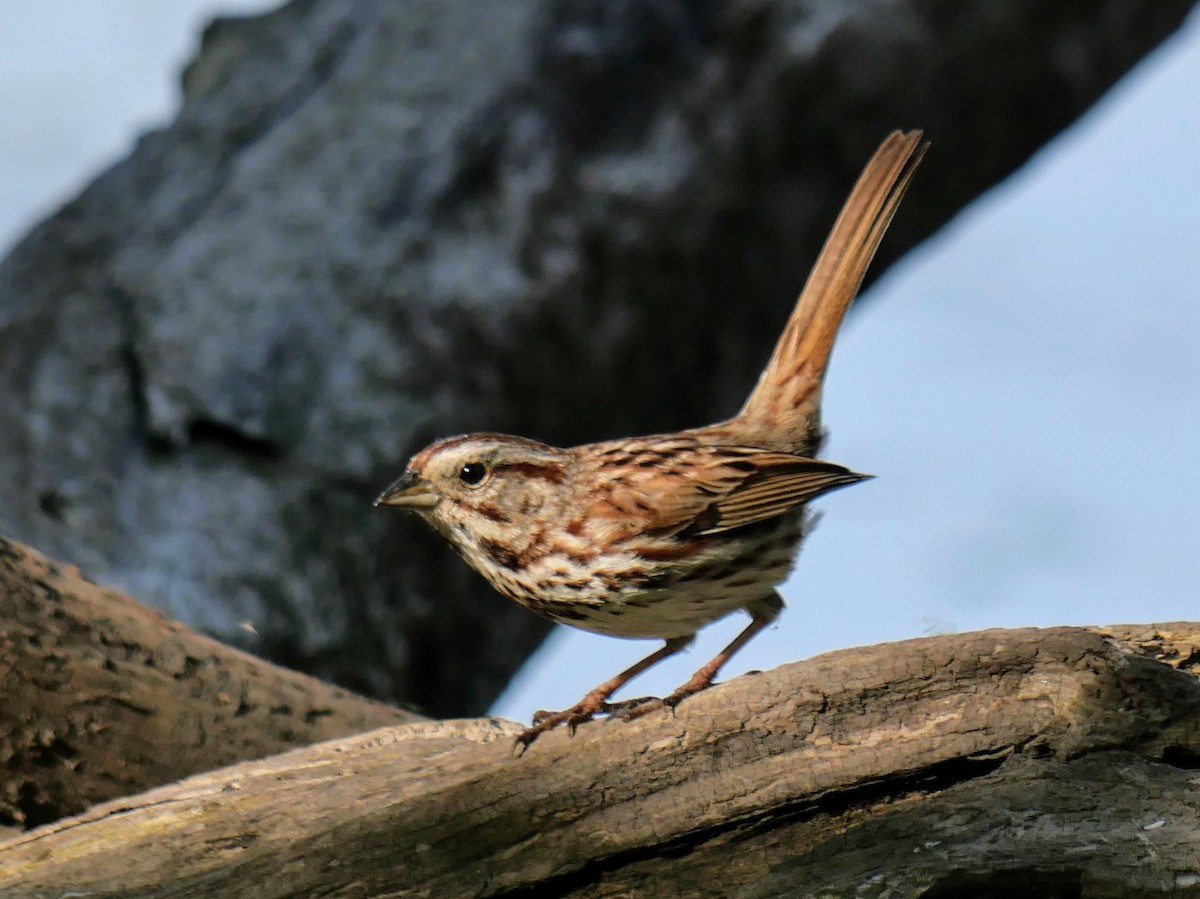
[616,675,716,721]
[516,697,606,754]
[603,695,666,720]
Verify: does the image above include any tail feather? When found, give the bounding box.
[734,130,927,450]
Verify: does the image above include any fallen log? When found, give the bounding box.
[0,535,422,829]
[3,623,1198,897]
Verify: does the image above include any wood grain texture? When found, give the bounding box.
[0,535,422,829]
[2,623,1198,897]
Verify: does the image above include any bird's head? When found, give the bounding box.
[375,433,571,549]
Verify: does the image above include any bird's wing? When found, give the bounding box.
[586,441,869,538]
[681,450,869,535]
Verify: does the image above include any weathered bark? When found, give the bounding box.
[0,535,421,830]
[1,0,1195,717]
[2,624,1198,897]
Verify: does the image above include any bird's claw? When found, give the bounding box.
[602,696,666,720]
[616,679,715,720]
[515,682,715,754]
[516,703,602,753]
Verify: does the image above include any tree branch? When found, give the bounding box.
[3,623,1197,896]
[0,535,421,829]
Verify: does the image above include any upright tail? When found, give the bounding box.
[734,130,927,452]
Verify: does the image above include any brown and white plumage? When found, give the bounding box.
[395,433,865,638]
[378,130,927,747]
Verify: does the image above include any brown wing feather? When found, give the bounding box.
[693,456,869,535]
[589,442,868,538]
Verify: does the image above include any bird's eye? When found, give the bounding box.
[458,462,487,486]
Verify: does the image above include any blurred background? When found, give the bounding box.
[1,2,1196,723]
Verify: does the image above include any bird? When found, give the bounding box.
[377,130,927,749]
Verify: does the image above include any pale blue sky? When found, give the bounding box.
[1,4,1196,723]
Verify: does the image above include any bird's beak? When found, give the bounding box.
[374,470,439,510]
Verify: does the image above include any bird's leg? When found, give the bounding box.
[516,635,692,752]
[619,592,782,720]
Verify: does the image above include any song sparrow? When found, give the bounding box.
[378,130,926,749]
